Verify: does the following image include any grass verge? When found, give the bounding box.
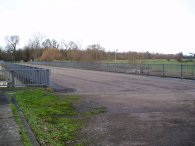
[9,99,32,146]
[83,107,106,116]
[13,88,82,146]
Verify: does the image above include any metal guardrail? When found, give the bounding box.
[30,61,195,80]
[0,62,50,87]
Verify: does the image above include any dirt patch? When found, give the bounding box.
[53,87,76,93]
[76,111,195,146]
[52,83,77,93]
[72,93,195,146]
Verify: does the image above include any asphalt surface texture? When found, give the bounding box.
[0,91,21,146]
[34,65,195,146]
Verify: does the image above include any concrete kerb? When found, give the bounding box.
[10,95,40,146]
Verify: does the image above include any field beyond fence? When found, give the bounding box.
[30,61,195,80]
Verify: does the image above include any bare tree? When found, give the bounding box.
[66,41,79,50]
[28,32,45,49]
[42,39,52,49]
[50,39,59,49]
[60,39,68,50]
[5,35,19,52]
[42,38,59,49]
[5,35,20,60]
[27,33,45,60]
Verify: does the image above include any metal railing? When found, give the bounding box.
[0,62,50,87]
[29,61,195,80]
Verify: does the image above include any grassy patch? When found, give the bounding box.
[144,59,195,65]
[83,107,106,116]
[99,59,195,65]
[9,100,32,146]
[13,88,82,145]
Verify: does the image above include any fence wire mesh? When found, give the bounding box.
[29,61,195,80]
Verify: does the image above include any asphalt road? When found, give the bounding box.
[39,65,194,94]
[33,65,195,146]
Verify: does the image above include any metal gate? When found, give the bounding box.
[0,63,50,87]
[0,70,7,87]
[0,69,50,87]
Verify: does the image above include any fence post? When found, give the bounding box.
[194,65,195,80]
[46,69,50,86]
[163,64,165,77]
[11,70,15,87]
[148,64,150,75]
[180,65,183,79]
[124,64,127,73]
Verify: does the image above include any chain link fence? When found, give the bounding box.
[30,61,195,79]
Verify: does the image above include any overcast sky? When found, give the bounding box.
[0,0,195,54]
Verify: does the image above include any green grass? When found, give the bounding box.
[144,59,195,65]
[99,59,195,65]
[83,107,106,116]
[9,99,32,146]
[13,88,82,146]
[99,60,129,64]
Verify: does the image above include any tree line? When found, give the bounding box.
[0,34,187,62]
